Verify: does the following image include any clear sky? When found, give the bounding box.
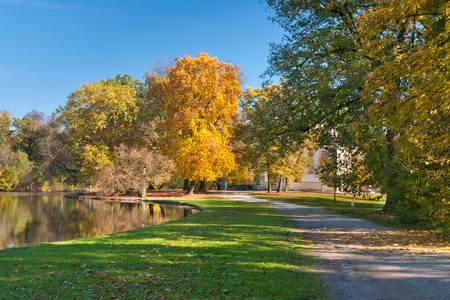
[0,0,284,119]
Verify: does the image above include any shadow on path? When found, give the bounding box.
[217,192,450,300]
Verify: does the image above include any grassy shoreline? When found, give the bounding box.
[0,195,325,299]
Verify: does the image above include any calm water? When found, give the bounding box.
[0,193,196,249]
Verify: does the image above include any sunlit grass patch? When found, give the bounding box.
[0,196,325,299]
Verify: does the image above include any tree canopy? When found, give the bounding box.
[56,75,149,183]
[146,53,243,194]
[241,84,313,193]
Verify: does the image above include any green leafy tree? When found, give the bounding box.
[9,112,78,190]
[57,75,150,184]
[0,146,33,191]
[264,0,449,228]
[11,112,43,163]
[36,119,78,187]
[241,84,313,193]
[0,111,11,146]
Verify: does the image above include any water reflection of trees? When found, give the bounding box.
[0,194,195,249]
[92,202,194,235]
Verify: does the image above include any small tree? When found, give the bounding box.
[277,149,312,192]
[317,148,340,203]
[96,144,174,196]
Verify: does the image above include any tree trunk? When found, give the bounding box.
[183,178,190,191]
[277,178,282,193]
[381,22,412,211]
[140,168,147,198]
[334,187,336,203]
[285,178,289,192]
[268,178,272,193]
[199,179,206,191]
[139,184,146,198]
[382,129,396,212]
[186,180,197,195]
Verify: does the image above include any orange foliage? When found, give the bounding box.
[147,53,243,182]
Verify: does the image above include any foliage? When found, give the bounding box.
[354,0,450,226]
[278,148,313,191]
[1,112,72,191]
[57,75,149,184]
[146,53,242,193]
[316,149,339,190]
[317,146,373,197]
[241,84,313,192]
[11,112,43,163]
[264,0,449,228]
[0,197,325,299]
[0,111,11,145]
[0,169,13,191]
[0,146,33,191]
[35,119,77,185]
[96,144,174,196]
[221,132,255,187]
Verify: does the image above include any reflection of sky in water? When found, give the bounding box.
[0,193,196,249]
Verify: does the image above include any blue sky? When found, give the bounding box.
[0,0,284,119]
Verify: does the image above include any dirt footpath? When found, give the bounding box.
[218,193,450,300]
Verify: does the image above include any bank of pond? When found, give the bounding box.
[0,193,197,250]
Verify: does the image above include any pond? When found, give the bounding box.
[0,193,197,250]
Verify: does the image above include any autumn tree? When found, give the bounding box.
[146,53,242,194]
[96,144,174,196]
[261,1,385,202]
[277,149,312,192]
[264,0,401,202]
[57,75,149,184]
[355,0,450,227]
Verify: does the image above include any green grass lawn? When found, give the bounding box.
[252,192,394,227]
[0,196,325,299]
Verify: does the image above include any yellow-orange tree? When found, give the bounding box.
[146,53,242,194]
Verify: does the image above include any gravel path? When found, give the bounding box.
[218,192,450,300]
